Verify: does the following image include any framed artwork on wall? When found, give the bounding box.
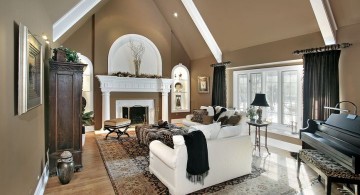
[198,76,209,93]
[17,23,43,115]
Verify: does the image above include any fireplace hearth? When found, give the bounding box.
[122,106,149,125]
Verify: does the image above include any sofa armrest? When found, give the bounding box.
[149,140,177,168]
[185,114,193,121]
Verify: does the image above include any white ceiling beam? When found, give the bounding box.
[53,0,101,42]
[309,0,337,45]
[181,0,222,63]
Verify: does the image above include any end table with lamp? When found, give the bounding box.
[249,93,270,155]
[247,121,270,155]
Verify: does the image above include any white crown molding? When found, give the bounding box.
[309,0,337,45]
[53,0,101,42]
[181,0,222,63]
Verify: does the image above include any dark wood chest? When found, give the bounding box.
[48,61,86,175]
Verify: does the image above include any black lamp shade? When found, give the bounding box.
[251,93,269,107]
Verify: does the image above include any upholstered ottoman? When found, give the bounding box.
[135,124,188,147]
[104,118,131,140]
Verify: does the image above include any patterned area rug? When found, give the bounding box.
[95,134,300,195]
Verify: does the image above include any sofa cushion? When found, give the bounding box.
[202,115,214,125]
[191,109,208,123]
[217,125,242,139]
[217,116,228,126]
[188,128,211,139]
[200,106,215,116]
[226,114,242,125]
[192,122,221,140]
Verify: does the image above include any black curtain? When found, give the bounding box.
[303,50,341,127]
[211,66,226,107]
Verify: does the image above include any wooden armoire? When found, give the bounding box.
[48,61,86,175]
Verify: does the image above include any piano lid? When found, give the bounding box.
[325,113,360,136]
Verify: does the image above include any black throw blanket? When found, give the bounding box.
[183,130,209,185]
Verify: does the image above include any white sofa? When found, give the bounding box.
[182,106,248,139]
[149,134,252,195]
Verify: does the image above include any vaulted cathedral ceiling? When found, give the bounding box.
[51,0,360,61]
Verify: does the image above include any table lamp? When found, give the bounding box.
[251,93,269,124]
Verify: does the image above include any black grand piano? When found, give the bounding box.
[300,113,360,174]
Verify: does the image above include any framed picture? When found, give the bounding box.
[197,76,209,93]
[18,23,43,115]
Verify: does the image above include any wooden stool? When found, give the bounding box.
[104,118,131,140]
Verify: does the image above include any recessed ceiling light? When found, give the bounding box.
[173,12,178,18]
[42,34,48,40]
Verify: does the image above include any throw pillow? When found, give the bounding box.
[227,114,242,126]
[191,109,208,123]
[159,131,174,148]
[202,115,214,125]
[192,122,221,140]
[214,107,227,121]
[217,116,228,126]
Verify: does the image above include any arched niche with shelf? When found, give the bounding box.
[171,63,190,113]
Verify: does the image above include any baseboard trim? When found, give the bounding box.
[34,162,49,195]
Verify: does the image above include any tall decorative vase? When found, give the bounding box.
[134,59,141,77]
[57,151,75,185]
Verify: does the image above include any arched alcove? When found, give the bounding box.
[108,34,162,75]
[78,54,94,115]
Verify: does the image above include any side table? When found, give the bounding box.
[247,121,270,155]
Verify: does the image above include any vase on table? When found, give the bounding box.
[133,59,141,77]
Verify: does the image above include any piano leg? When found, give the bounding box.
[297,154,301,177]
[325,177,332,195]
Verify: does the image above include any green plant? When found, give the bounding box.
[81,97,94,126]
[52,47,79,63]
[82,111,94,126]
[246,106,256,120]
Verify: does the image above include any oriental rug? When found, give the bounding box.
[95,134,315,195]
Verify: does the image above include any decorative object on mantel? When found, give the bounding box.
[292,43,352,55]
[56,151,75,185]
[52,47,80,63]
[112,71,163,78]
[128,39,145,76]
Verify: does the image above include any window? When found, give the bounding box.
[233,65,303,129]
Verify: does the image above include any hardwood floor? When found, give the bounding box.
[44,132,115,195]
[44,131,346,195]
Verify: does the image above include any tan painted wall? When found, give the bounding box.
[337,23,360,112]
[0,0,52,194]
[62,0,190,128]
[190,56,217,110]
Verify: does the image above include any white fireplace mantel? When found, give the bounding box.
[96,75,173,127]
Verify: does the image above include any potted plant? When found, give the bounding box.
[81,97,94,146]
[52,47,80,63]
[246,106,256,122]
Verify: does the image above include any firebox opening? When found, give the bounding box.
[122,106,149,125]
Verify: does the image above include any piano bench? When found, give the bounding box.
[297,149,360,195]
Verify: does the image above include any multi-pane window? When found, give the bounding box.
[233,65,303,129]
[250,73,262,102]
[282,71,298,125]
[265,72,279,123]
[237,74,248,111]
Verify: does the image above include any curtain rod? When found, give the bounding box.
[210,61,231,67]
[293,43,352,55]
